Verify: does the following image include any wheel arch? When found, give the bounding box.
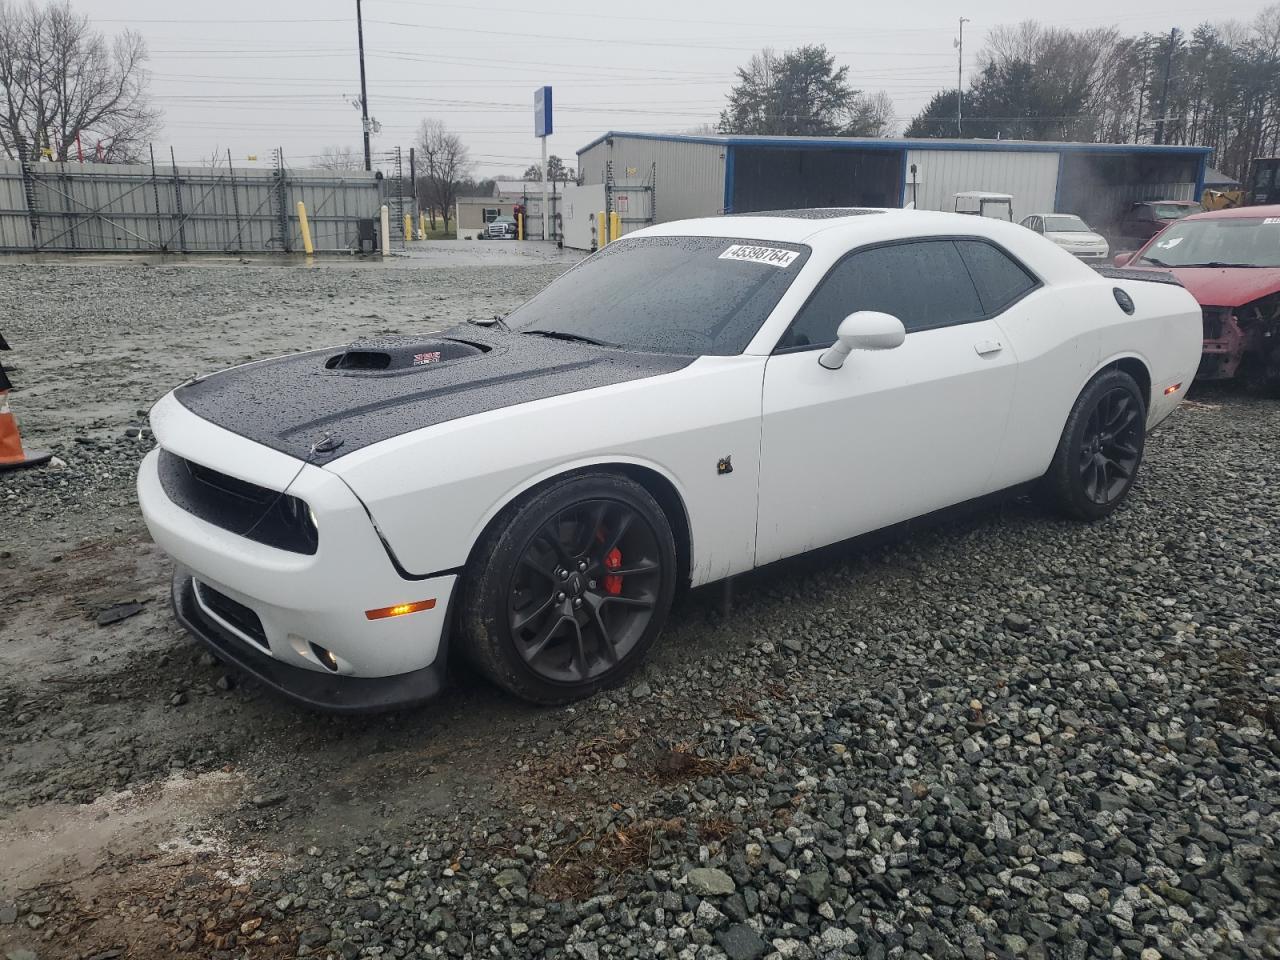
[461,457,694,592]
[1093,352,1152,410]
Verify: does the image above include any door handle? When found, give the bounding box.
[974,340,1003,357]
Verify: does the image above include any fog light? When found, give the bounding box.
[310,642,339,672]
[365,598,436,620]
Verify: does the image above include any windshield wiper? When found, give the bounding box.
[1190,261,1256,269]
[1138,256,1173,267]
[522,329,616,347]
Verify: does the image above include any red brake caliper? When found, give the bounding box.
[604,546,623,595]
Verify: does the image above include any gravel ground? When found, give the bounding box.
[1,249,1278,960]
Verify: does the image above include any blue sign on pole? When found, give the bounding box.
[534,86,553,138]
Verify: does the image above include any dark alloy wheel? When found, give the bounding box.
[508,499,662,684]
[1078,387,1143,506]
[1042,368,1147,521]
[462,474,677,704]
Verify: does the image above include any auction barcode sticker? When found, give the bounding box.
[719,244,799,268]
[1264,217,1280,224]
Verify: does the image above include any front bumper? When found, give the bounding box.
[173,572,451,713]
[138,395,460,712]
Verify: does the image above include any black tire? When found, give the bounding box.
[460,473,677,704]
[1041,368,1146,521]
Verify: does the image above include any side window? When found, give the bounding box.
[954,239,1040,316]
[779,240,984,349]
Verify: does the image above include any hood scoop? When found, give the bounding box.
[325,336,487,375]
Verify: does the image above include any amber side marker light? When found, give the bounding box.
[365,599,436,620]
[1165,383,1182,396]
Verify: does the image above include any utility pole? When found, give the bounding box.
[957,17,969,137]
[1154,27,1178,146]
[409,145,416,216]
[356,0,371,171]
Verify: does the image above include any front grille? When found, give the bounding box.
[195,581,269,650]
[158,449,318,554]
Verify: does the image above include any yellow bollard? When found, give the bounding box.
[296,201,314,256]
[597,210,608,247]
[379,205,390,256]
[517,213,524,240]
[418,213,426,240]
[610,211,621,243]
[404,213,413,242]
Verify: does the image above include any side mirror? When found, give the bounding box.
[1113,252,1134,268]
[819,311,906,370]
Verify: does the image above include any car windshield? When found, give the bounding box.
[505,235,810,355]
[1138,217,1280,268]
[1149,203,1201,220]
[1044,215,1089,233]
[493,217,514,224]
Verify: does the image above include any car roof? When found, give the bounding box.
[632,208,937,244]
[629,208,1098,287]
[1135,199,1199,206]
[631,207,1076,251]
[1183,203,1280,221]
[955,191,1013,200]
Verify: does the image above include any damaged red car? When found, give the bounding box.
[1116,205,1280,390]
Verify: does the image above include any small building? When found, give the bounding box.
[1203,166,1240,190]
[574,132,1212,242]
[454,194,561,240]
[454,197,520,240]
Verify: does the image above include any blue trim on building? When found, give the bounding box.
[898,149,909,206]
[1053,160,1065,214]
[576,129,1214,159]
[1193,153,1208,200]
[723,146,735,213]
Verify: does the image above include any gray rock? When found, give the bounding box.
[795,869,831,902]
[715,924,770,960]
[685,867,735,896]
[493,867,525,889]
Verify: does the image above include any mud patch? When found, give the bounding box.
[0,769,246,898]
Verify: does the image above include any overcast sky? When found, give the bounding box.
[86,0,1273,177]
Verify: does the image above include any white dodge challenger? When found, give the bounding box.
[137,209,1202,712]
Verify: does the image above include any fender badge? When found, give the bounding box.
[717,456,733,475]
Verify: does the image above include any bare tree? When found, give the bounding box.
[417,118,472,232]
[0,0,159,163]
[853,90,896,137]
[315,144,361,171]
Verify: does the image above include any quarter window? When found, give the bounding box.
[778,239,984,349]
[954,239,1039,315]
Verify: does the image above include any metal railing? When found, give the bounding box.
[0,149,400,254]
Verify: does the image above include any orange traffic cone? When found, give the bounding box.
[0,366,52,472]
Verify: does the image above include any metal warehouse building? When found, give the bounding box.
[574,131,1212,238]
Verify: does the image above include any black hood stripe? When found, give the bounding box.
[174,326,695,462]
